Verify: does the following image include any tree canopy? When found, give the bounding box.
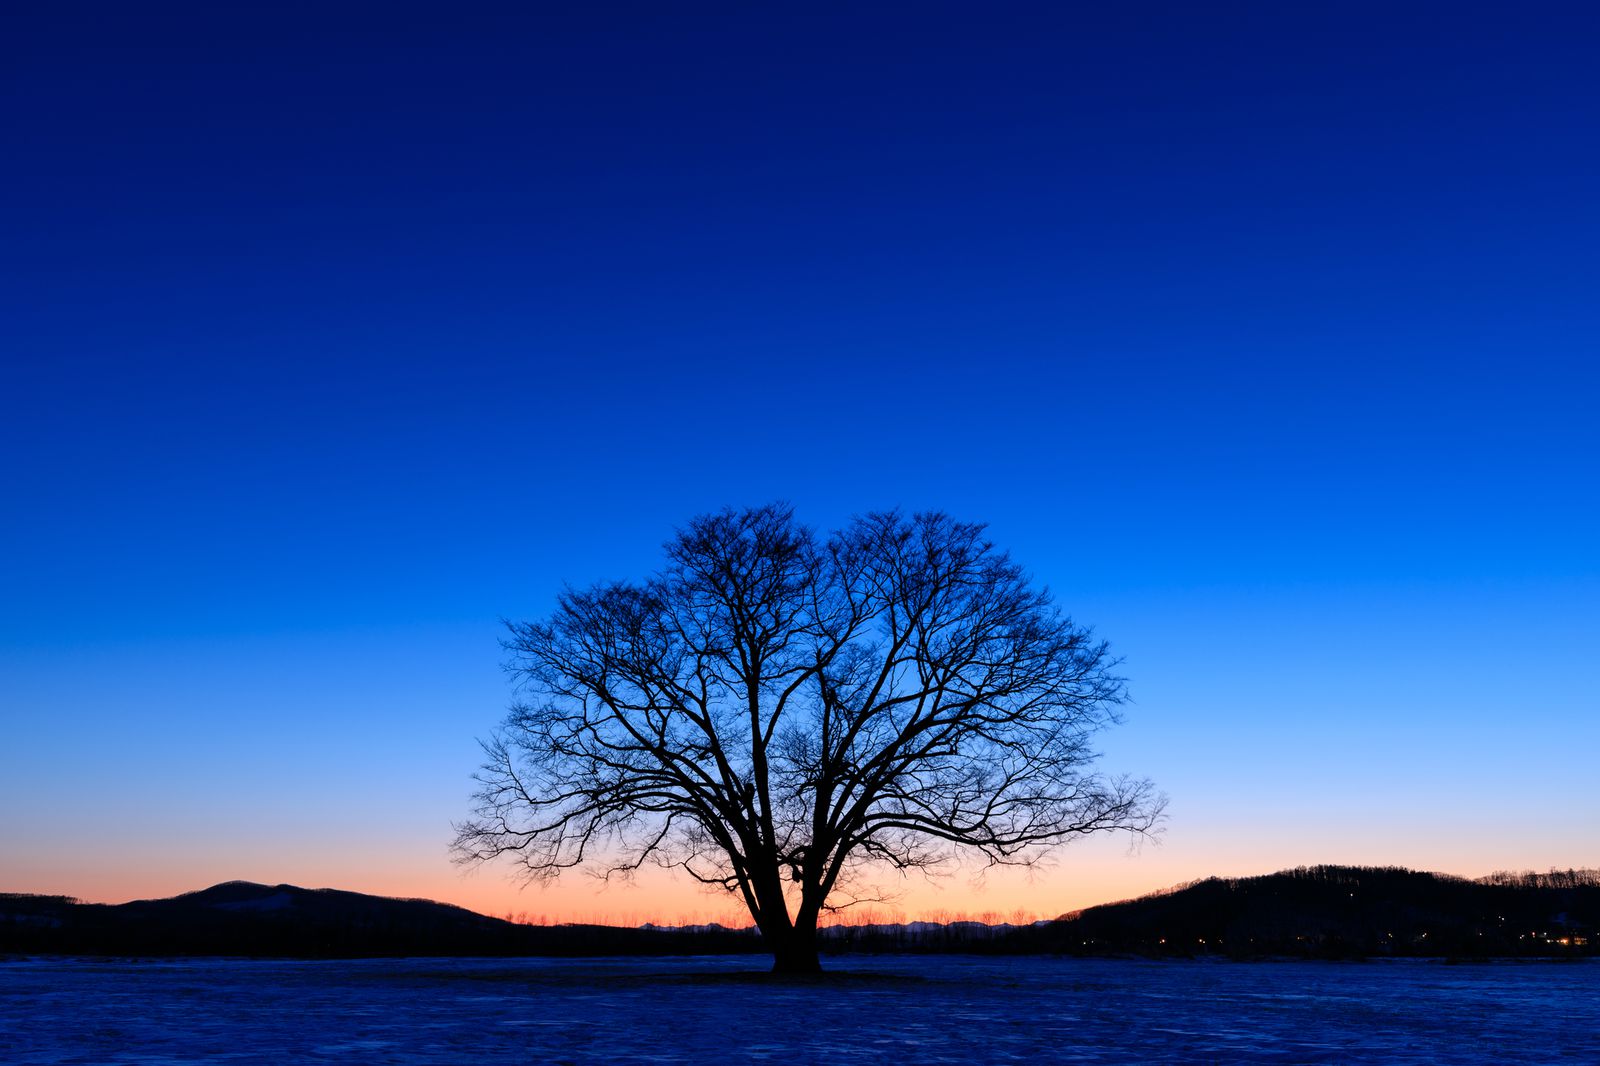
[454,505,1162,971]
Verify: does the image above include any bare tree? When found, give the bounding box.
[453,505,1162,972]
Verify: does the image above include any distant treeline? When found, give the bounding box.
[3,866,1595,959]
[779,866,1600,958]
[1479,868,1600,890]
[1013,865,1600,959]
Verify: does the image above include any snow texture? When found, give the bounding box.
[2,954,1597,1063]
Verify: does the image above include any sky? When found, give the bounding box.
[3,4,1597,924]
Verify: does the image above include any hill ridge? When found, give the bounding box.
[4,864,1596,958]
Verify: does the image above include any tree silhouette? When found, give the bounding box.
[453,505,1162,972]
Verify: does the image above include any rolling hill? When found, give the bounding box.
[4,865,1595,958]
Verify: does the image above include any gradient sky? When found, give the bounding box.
[3,5,1597,924]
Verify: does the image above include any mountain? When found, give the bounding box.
[0,881,759,958]
[4,866,1596,958]
[1017,865,1600,958]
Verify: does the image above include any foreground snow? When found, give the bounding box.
[2,954,1597,1063]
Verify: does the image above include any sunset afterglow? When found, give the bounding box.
[4,6,1596,928]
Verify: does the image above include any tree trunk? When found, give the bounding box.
[767,925,822,974]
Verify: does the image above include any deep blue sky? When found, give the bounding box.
[3,5,1596,916]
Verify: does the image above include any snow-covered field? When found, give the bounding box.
[3,954,1596,1064]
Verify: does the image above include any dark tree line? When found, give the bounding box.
[1027,865,1600,959]
[8,866,1594,959]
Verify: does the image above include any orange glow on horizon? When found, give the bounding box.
[10,828,1584,929]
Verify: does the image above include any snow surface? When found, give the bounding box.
[2,954,1597,1064]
